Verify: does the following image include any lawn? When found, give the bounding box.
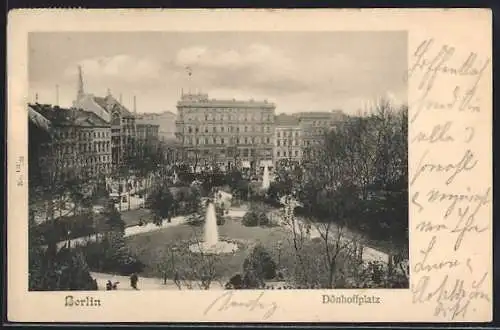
[120,208,154,227]
[125,215,293,282]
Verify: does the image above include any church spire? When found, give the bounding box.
[77,65,85,100]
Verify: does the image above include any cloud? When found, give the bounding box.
[64,55,162,83]
[172,43,384,98]
[174,44,299,91]
[175,43,293,71]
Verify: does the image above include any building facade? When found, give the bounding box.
[274,114,302,163]
[93,94,136,167]
[175,92,276,172]
[135,121,160,142]
[136,111,176,142]
[28,104,112,185]
[292,111,346,160]
[72,66,137,168]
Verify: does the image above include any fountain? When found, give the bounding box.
[204,203,219,247]
[188,202,238,254]
[262,165,270,190]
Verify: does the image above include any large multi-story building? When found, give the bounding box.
[72,66,137,168]
[175,92,276,172]
[294,110,346,150]
[136,122,159,142]
[136,111,176,142]
[28,104,112,185]
[274,113,302,163]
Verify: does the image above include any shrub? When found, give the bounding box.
[243,245,277,280]
[226,273,243,289]
[242,269,265,289]
[83,232,145,276]
[242,204,269,227]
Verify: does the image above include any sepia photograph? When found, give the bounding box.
[28,31,409,292]
[8,9,492,323]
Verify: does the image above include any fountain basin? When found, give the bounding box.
[188,240,239,255]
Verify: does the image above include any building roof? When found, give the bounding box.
[74,109,111,127]
[177,93,275,108]
[29,104,76,126]
[93,95,134,117]
[28,105,52,132]
[28,103,110,128]
[275,113,299,126]
[137,111,176,119]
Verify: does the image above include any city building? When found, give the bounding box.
[135,111,176,142]
[175,92,276,172]
[72,66,137,167]
[28,104,112,185]
[135,122,160,143]
[274,113,302,163]
[294,110,346,153]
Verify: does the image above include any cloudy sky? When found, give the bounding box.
[29,31,407,115]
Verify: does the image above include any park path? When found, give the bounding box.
[53,206,249,250]
[90,272,225,291]
[53,214,188,249]
[268,208,390,263]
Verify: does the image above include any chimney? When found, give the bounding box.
[133,95,137,114]
[119,93,123,103]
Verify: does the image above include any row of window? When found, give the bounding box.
[277,150,300,157]
[186,125,271,134]
[183,112,273,122]
[277,131,300,138]
[56,129,113,140]
[277,139,300,147]
[187,148,266,158]
[304,128,329,135]
[310,120,336,127]
[85,155,112,164]
[185,136,272,145]
[41,155,111,168]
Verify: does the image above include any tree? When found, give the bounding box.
[29,220,98,291]
[147,180,175,226]
[102,200,125,234]
[297,99,409,250]
[282,99,408,288]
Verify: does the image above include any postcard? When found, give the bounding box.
[7,8,492,323]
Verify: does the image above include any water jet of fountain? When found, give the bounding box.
[204,203,219,247]
[188,201,238,254]
[262,165,270,190]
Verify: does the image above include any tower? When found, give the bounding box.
[77,65,85,101]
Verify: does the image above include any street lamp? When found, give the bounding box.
[171,246,178,273]
[277,240,282,267]
[67,229,71,248]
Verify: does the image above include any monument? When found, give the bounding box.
[188,201,238,254]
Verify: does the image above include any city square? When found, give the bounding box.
[28,31,409,291]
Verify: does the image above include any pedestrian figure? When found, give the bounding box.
[106,280,112,291]
[130,273,139,290]
[112,281,119,290]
